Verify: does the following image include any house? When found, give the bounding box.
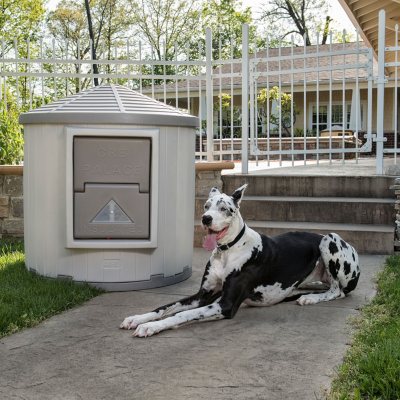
[145,40,397,151]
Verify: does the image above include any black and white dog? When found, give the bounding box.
[120,184,360,337]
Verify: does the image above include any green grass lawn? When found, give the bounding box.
[329,255,400,400]
[0,240,102,338]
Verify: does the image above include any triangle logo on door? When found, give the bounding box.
[91,200,133,224]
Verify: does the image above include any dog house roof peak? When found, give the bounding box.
[19,84,198,127]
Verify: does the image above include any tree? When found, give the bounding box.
[47,0,132,92]
[214,93,241,138]
[0,0,45,54]
[257,86,298,136]
[259,0,332,46]
[200,0,257,59]
[47,0,91,93]
[127,0,201,61]
[0,94,24,165]
[84,0,100,86]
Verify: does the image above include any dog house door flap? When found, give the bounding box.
[73,136,151,239]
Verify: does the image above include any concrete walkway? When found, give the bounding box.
[0,249,386,400]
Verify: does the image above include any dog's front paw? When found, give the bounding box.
[133,321,163,338]
[120,315,144,330]
[120,311,160,330]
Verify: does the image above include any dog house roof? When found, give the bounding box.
[19,84,198,127]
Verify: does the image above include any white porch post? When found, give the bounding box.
[376,10,386,175]
[241,24,249,174]
[206,27,214,162]
[350,88,361,131]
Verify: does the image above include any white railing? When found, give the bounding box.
[0,21,395,174]
[377,9,400,174]
[248,33,374,168]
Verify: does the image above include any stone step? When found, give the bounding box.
[222,175,395,198]
[195,196,395,225]
[194,220,394,254]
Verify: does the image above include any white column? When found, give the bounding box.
[241,24,249,174]
[350,88,361,131]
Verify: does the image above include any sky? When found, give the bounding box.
[47,0,355,33]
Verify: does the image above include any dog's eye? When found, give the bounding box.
[204,204,210,210]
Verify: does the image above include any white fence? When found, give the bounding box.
[0,17,398,174]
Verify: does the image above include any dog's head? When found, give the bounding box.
[201,184,247,244]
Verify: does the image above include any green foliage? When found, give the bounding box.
[0,98,24,165]
[0,241,102,338]
[257,86,298,136]
[214,93,242,138]
[0,0,45,54]
[201,0,256,59]
[128,0,201,61]
[329,255,400,400]
[47,0,133,93]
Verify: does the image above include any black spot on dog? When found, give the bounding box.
[343,261,351,275]
[352,252,356,262]
[229,208,234,213]
[224,208,233,217]
[248,291,263,303]
[329,259,340,278]
[208,305,213,309]
[340,240,348,249]
[343,273,360,295]
[352,270,357,278]
[329,241,339,255]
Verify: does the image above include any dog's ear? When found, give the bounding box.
[208,187,221,198]
[231,184,248,206]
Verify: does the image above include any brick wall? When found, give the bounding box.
[0,167,24,238]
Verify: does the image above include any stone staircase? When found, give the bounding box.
[194,174,396,254]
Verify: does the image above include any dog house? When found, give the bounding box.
[20,84,198,290]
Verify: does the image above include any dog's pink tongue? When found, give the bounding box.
[203,233,218,251]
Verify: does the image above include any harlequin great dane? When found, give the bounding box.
[120,184,360,337]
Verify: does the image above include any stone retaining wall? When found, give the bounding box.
[0,163,233,241]
[0,166,24,238]
[391,177,400,250]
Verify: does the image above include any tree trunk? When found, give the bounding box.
[321,16,332,45]
[84,0,99,86]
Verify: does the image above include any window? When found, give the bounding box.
[310,103,357,133]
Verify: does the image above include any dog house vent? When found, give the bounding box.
[20,84,198,291]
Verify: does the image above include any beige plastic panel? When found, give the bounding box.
[74,184,149,239]
[74,137,150,192]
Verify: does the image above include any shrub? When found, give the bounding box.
[0,99,24,165]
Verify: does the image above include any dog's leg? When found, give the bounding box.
[120,261,222,330]
[120,289,220,330]
[296,277,344,305]
[132,298,224,337]
[297,233,360,305]
[133,271,250,337]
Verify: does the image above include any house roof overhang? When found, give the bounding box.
[338,0,400,76]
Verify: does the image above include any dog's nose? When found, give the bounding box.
[202,215,213,226]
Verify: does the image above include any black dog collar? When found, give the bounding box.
[217,224,246,252]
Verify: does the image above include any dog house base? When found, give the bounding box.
[82,266,192,292]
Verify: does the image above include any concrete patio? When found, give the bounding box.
[0,249,386,400]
